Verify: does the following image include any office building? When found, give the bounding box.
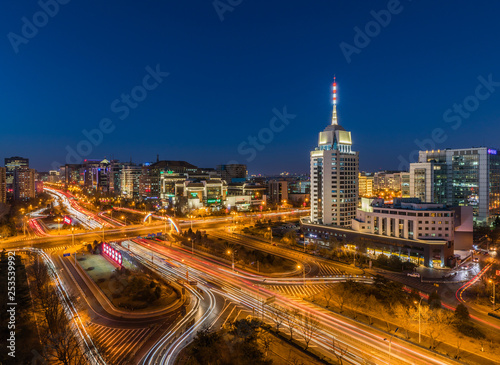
[175,179,227,209]
[359,172,374,197]
[0,167,6,204]
[216,164,247,183]
[14,167,35,200]
[410,148,500,223]
[82,159,111,192]
[5,156,29,196]
[310,78,359,227]
[353,198,455,242]
[373,171,410,196]
[120,165,142,198]
[268,180,288,204]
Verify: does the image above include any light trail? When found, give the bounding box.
[127,239,459,365]
[45,188,111,230]
[12,248,106,364]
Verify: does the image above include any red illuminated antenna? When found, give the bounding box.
[332,75,338,125]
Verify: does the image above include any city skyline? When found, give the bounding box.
[2,1,500,173]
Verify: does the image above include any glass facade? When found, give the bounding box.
[489,153,500,217]
[452,153,479,217]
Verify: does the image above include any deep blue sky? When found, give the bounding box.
[1,1,500,174]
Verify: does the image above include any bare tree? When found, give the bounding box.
[260,332,274,358]
[269,304,285,331]
[332,283,349,313]
[392,303,417,339]
[455,337,463,360]
[424,308,453,350]
[298,312,320,350]
[363,295,379,325]
[332,336,348,365]
[322,287,334,308]
[285,308,300,341]
[347,292,364,319]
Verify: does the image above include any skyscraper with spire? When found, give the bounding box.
[310,78,359,227]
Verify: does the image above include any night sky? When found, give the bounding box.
[1,1,500,174]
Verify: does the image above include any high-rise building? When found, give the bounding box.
[373,171,409,194]
[120,165,142,198]
[268,180,288,203]
[0,167,6,204]
[5,156,29,196]
[14,167,35,200]
[81,159,111,192]
[310,78,359,227]
[358,172,374,197]
[410,148,500,223]
[216,164,247,183]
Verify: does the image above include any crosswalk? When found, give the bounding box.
[317,262,346,277]
[88,322,154,364]
[267,284,334,299]
[43,245,71,252]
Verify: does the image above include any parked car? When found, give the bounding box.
[472,257,479,263]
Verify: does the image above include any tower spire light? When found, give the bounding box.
[332,76,338,125]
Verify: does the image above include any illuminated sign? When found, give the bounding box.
[102,243,122,265]
[488,149,498,155]
[63,216,72,225]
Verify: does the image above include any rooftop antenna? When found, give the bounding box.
[332,75,338,125]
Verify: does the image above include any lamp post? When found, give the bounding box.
[414,298,423,343]
[102,224,105,243]
[489,279,496,310]
[268,227,273,244]
[228,250,235,270]
[298,264,305,285]
[72,227,76,264]
[384,327,399,365]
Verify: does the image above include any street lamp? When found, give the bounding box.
[384,327,399,365]
[297,264,305,286]
[121,215,126,226]
[228,249,235,270]
[489,279,496,310]
[268,227,273,244]
[414,298,423,343]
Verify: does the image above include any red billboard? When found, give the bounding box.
[102,243,122,266]
[63,215,72,225]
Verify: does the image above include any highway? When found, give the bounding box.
[121,238,461,365]
[1,189,479,364]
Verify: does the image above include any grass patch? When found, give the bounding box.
[77,253,178,312]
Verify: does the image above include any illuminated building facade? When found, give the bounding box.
[358,172,374,197]
[310,78,359,227]
[14,167,35,200]
[5,156,29,197]
[0,167,6,204]
[410,148,500,223]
